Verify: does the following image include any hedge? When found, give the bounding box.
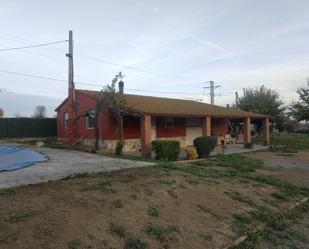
[193,136,217,158]
[151,140,180,161]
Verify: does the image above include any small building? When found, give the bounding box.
[55,82,269,158]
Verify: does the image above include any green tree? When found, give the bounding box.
[289,82,309,121]
[90,73,124,153]
[235,85,286,129]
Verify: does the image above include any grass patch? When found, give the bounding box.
[215,154,263,173]
[0,188,16,197]
[225,191,256,207]
[5,210,35,223]
[275,153,294,157]
[232,213,254,224]
[166,189,177,198]
[249,175,309,198]
[120,174,135,183]
[110,223,127,238]
[67,238,89,249]
[98,178,112,190]
[147,207,159,217]
[232,200,309,248]
[266,133,309,153]
[146,224,166,242]
[271,192,289,201]
[157,154,263,180]
[124,238,147,249]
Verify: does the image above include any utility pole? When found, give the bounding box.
[67,30,74,98]
[203,81,220,105]
[66,30,75,144]
[210,81,215,105]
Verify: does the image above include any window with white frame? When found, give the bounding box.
[86,110,95,129]
[64,112,68,129]
[165,117,174,128]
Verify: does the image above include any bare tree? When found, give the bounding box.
[33,105,47,118]
[90,74,124,154]
[0,108,4,118]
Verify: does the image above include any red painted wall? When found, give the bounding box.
[57,101,68,140]
[75,92,97,139]
[156,117,186,138]
[57,91,141,141]
[211,118,229,136]
[102,113,140,140]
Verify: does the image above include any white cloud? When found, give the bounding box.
[152,8,160,14]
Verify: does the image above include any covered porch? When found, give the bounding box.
[140,115,270,158]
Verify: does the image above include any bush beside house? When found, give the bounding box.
[193,136,217,158]
[151,140,180,161]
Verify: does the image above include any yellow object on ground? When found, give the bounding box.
[185,145,199,160]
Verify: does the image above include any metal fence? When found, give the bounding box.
[0,118,57,138]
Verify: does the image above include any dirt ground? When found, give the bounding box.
[0,162,304,249]
[249,149,309,187]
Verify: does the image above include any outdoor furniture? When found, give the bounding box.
[217,134,236,145]
[223,134,236,144]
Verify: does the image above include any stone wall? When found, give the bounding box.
[81,136,186,152]
[82,138,141,152]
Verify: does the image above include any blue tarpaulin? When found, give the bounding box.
[0,146,48,172]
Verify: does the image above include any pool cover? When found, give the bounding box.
[0,146,48,172]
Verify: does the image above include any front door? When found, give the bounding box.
[185,127,202,145]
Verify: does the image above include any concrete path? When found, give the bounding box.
[211,144,268,156]
[0,146,153,189]
[178,144,268,159]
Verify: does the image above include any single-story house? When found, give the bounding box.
[55,82,270,158]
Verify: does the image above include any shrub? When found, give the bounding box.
[151,140,180,161]
[244,143,254,149]
[193,136,216,158]
[124,238,147,249]
[115,140,124,155]
[294,129,309,134]
[185,145,198,160]
[110,223,127,238]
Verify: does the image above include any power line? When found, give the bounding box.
[0,40,68,52]
[0,68,205,95]
[0,68,95,87]
[0,33,202,85]
[0,69,67,82]
[75,53,205,82]
[0,31,207,84]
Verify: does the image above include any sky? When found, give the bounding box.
[0,0,309,117]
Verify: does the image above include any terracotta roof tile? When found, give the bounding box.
[77,89,267,118]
